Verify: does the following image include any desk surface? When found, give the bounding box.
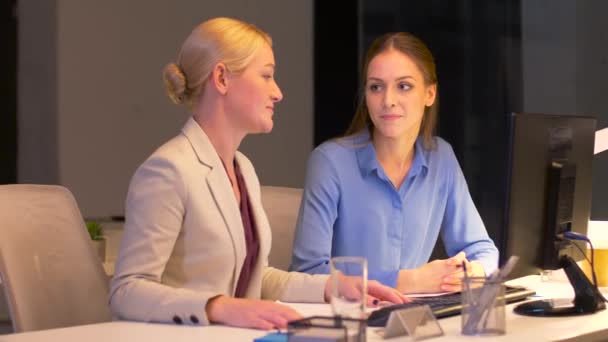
[1,273,606,342]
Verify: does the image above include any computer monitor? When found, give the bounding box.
[501,112,596,279]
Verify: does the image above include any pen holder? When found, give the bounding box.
[461,277,506,336]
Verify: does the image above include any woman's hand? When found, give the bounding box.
[206,296,302,330]
[440,259,486,292]
[367,279,411,305]
[323,272,410,306]
[397,252,483,293]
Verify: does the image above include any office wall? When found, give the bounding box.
[18,0,59,185]
[521,0,608,220]
[18,0,314,218]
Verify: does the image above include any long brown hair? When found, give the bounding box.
[345,32,439,149]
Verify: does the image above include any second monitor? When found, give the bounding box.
[500,112,596,279]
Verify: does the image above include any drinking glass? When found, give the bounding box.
[329,256,367,319]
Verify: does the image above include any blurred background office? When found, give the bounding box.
[1,0,607,233]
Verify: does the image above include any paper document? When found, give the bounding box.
[277,301,333,317]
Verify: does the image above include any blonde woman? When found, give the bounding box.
[110,17,405,330]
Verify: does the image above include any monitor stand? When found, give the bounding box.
[514,255,606,316]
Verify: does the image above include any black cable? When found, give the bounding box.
[562,232,607,303]
[567,239,597,287]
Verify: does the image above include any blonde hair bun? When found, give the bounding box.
[163,17,272,110]
[163,63,187,105]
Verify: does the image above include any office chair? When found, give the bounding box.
[0,184,112,332]
[260,186,303,271]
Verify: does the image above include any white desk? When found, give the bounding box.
[0,273,606,342]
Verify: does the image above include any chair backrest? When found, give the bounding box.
[260,186,303,271]
[0,184,112,332]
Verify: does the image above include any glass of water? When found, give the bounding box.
[329,256,368,319]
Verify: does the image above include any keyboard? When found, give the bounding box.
[367,285,536,327]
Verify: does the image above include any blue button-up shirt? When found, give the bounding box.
[289,130,499,287]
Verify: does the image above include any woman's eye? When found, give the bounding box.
[369,84,382,92]
[263,74,273,80]
[399,83,412,91]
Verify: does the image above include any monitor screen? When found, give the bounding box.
[501,112,596,279]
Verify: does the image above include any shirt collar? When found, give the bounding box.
[354,130,378,176]
[410,137,429,178]
[355,130,429,178]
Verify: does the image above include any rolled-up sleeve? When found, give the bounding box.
[440,147,499,275]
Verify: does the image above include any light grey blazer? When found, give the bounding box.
[110,117,327,325]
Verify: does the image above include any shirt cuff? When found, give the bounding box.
[472,255,499,276]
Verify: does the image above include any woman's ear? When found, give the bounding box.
[425,83,437,107]
[211,63,229,95]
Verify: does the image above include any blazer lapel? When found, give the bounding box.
[206,170,245,289]
[181,117,245,293]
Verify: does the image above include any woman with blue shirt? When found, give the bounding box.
[289,32,499,294]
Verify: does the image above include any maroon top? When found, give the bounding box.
[231,161,260,298]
